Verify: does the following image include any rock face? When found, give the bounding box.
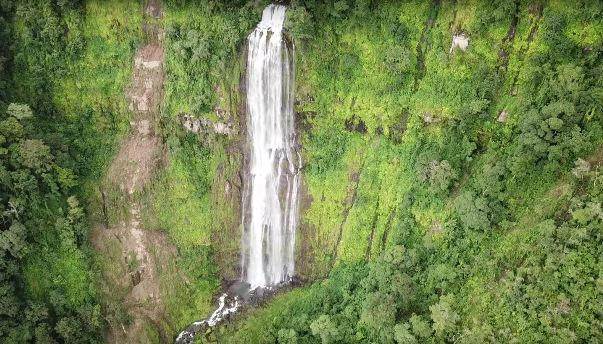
[180,113,235,136]
[450,33,469,53]
[497,109,509,123]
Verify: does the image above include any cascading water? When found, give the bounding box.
[241,3,300,288]
[175,5,299,343]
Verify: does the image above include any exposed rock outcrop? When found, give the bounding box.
[497,109,509,123]
[180,113,235,136]
[450,33,469,53]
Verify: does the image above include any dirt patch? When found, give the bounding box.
[106,136,161,194]
[90,1,171,343]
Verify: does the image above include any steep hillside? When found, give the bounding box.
[0,1,142,342]
[218,0,603,343]
[0,1,601,343]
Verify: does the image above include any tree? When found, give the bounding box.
[409,314,432,339]
[18,139,52,172]
[310,315,339,344]
[426,264,457,296]
[0,222,26,259]
[285,4,313,41]
[571,158,590,179]
[417,159,458,193]
[430,294,459,338]
[393,323,417,344]
[360,292,397,332]
[277,328,298,344]
[454,191,491,231]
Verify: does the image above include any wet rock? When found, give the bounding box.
[227,280,252,298]
[175,293,240,344]
[131,270,142,286]
[175,277,305,343]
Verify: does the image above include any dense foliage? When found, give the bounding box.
[220,0,602,343]
[1,0,601,343]
[0,103,102,343]
[0,0,139,342]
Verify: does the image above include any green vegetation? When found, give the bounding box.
[162,0,260,117]
[142,136,214,248]
[2,0,601,343]
[0,0,140,342]
[138,133,222,337]
[133,0,262,338]
[221,0,602,343]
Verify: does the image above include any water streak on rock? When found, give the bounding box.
[241,4,300,288]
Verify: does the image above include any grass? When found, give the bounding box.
[218,287,315,343]
[24,245,96,306]
[141,148,213,248]
[54,0,143,186]
[156,247,220,336]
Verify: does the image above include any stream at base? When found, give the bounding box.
[174,279,301,343]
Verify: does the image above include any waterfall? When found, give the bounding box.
[241,4,300,288]
[175,5,299,342]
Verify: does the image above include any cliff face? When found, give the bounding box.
[167,1,602,287]
[104,2,602,342]
[287,0,602,282]
[90,1,172,342]
[92,1,249,341]
[2,1,600,343]
[216,1,602,342]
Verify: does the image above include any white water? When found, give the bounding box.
[174,294,240,343]
[241,4,300,288]
[176,5,301,344]
[174,6,299,342]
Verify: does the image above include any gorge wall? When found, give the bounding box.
[1,1,600,343]
[125,1,603,342]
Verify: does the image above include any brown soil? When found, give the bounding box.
[90,1,172,342]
